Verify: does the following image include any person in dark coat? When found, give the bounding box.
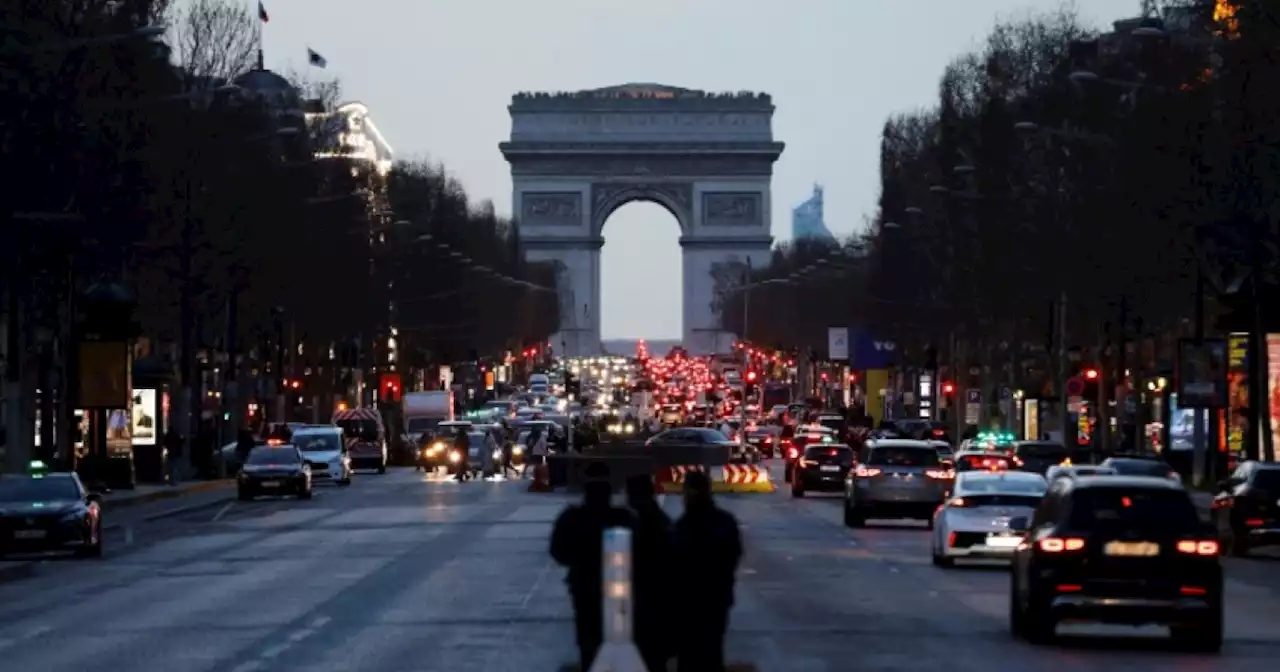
[162,428,183,485]
[625,474,673,672]
[550,462,634,671]
[234,428,257,473]
[453,428,471,481]
[672,470,742,672]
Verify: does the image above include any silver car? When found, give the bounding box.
[930,471,1047,567]
[844,439,953,528]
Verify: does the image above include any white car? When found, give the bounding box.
[292,427,353,485]
[931,470,1047,567]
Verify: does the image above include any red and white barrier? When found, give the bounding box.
[666,465,705,482]
[720,464,768,484]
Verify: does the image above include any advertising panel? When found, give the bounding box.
[827,327,849,361]
[1168,393,1209,452]
[1267,334,1280,455]
[1177,338,1228,408]
[1024,399,1040,441]
[131,388,157,445]
[1227,333,1249,456]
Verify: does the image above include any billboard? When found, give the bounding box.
[1267,334,1280,456]
[1227,333,1248,456]
[1177,338,1227,408]
[827,327,849,361]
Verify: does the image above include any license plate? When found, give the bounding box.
[1105,541,1159,557]
[259,481,281,488]
[985,535,1021,548]
[820,465,841,472]
[13,530,45,540]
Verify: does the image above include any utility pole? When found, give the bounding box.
[739,261,751,457]
[1192,269,1207,487]
[1057,292,1070,445]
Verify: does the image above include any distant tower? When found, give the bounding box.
[791,184,835,241]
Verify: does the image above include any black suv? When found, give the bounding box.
[1008,475,1222,652]
[1212,460,1280,556]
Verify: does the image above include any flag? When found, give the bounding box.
[258,1,268,22]
[307,48,327,68]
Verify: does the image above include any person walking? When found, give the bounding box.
[625,474,673,672]
[671,470,742,672]
[453,428,472,482]
[162,428,183,486]
[523,425,548,478]
[550,462,634,672]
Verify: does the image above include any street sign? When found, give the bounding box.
[999,386,1012,401]
[1065,376,1085,397]
[966,389,981,404]
[827,327,849,361]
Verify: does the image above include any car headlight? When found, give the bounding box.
[624,424,635,433]
[513,446,524,456]
[449,450,461,463]
[428,442,444,455]
[492,449,502,460]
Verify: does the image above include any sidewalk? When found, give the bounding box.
[0,479,234,582]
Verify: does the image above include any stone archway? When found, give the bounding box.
[499,83,784,356]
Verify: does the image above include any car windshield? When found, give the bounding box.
[1068,487,1199,531]
[295,434,341,453]
[1255,469,1280,492]
[695,428,730,442]
[960,476,1046,495]
[247,447,299,465]
[868,446,939,467]
[1105,459,1171,477]
[0,477,80,503]
[805,446,853,461]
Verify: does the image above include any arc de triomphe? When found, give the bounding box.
[499,83,784,357]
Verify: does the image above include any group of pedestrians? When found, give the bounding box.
[448,424,549,482]
[551,464,742,672]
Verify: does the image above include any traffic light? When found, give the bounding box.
[941,381,956,396]
[1079,367,1101,401]
[380,372,402,402]
[744,370,759,397]
[746,370,758,383]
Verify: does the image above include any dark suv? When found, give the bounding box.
[791,444,854,497]
[1008,476,1222,652]
[1212,460,1280,556]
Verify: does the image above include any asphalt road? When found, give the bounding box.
[0,465,1278,671]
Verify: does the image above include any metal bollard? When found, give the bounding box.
[590,527,649,671]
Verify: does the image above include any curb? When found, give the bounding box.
[105,480,233,510]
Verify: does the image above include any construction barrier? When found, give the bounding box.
[658,464,774,494]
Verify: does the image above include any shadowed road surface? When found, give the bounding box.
[0,466,1279,671]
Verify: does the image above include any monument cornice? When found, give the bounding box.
[500,141,785,157]
[679,235,774,249]
[520,237,605,251]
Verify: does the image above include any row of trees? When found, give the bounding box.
[3,0,555,464]
[726,1,1272,380]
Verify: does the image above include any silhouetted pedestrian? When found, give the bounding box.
[162,428,183,486]
[550,462,634,671]
[626,474,673,672]
[672,470,742,672]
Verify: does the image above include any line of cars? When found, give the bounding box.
[805,434,1242,652]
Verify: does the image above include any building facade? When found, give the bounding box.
[791,183,835,241]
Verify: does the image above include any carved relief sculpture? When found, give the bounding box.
[521,192,582,227]
[702,192,763,227]
[707,257,749,325]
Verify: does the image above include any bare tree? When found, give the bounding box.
[167,0,257,83]
[283,68,343,110]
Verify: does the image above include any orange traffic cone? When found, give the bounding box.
[528,463,551,492]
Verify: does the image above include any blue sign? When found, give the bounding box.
[850,330,898,369]
[966,389,982,404]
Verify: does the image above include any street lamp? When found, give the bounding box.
[1014,121,1039,134]
[882,221,902,230]
[1069,70,1100,84]
[929,185,948,194]
[953,164,975,174]
[904,206,924,216]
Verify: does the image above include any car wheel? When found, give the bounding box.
[791,485,804,498]
[237,489,253,502]
[1019,582,1056,644]
[338,478,352,486]
[377,463,387,474]
[1172,603,1223,653]
[300,486,313,500]
[77,521,104,558]
[1229,530,1250,557]
[1008,572,1025,638]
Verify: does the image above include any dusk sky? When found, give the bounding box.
[241,0,1138,339]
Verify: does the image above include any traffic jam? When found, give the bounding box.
[4,340,1274,654]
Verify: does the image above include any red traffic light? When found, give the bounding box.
[746,371,758,382]
[941,382,955,395]
[1083,368,1099,380]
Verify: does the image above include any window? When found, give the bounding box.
[1252,468,1280,492]
[867,446,939,467]
[0,477,82,503]
[1016,442,1068,461]
[804,445,853,462]
[336,418,378,438]
[1067,487,1199,532]
[246,447,301,465]
[296,435,342,453]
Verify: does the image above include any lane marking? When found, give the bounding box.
[0,625,53,652]
[211,501,236,523]
[123,526,134,546]
[520,561,554,611]
[230,662,263,672]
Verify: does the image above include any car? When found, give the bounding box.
[784,426,836,481]
[746,426,780,458]
[292,427,353,486]
[1012,441,1071,475]
[927,440,954,464]
[1100,456,1181,483]
[953,450,1015,472]
[1211,460,1280,556]
[1008,475,1222,651]
[843,439,953,528]
[931,471,1048,567]
[238,444,313,500]
[0,468,103,558]
[792,443,855,497]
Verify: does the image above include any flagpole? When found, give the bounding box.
[255,0,265,70]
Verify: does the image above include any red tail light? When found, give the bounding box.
[1246,518,1265,527]
[1038,537,1085,553]
[924,468,954,480]
[1175,540,1219,556]
[854,465,881,478]
[946,497,969,508]
[787,448,799,459]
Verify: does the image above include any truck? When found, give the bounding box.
[401,390,454,451]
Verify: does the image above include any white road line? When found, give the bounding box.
[259,642,292,659]
[519,560,555,611]
[0,626,54,652]
[211,501,236,523]
[309,616,332,629]
[230,661,264,672]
